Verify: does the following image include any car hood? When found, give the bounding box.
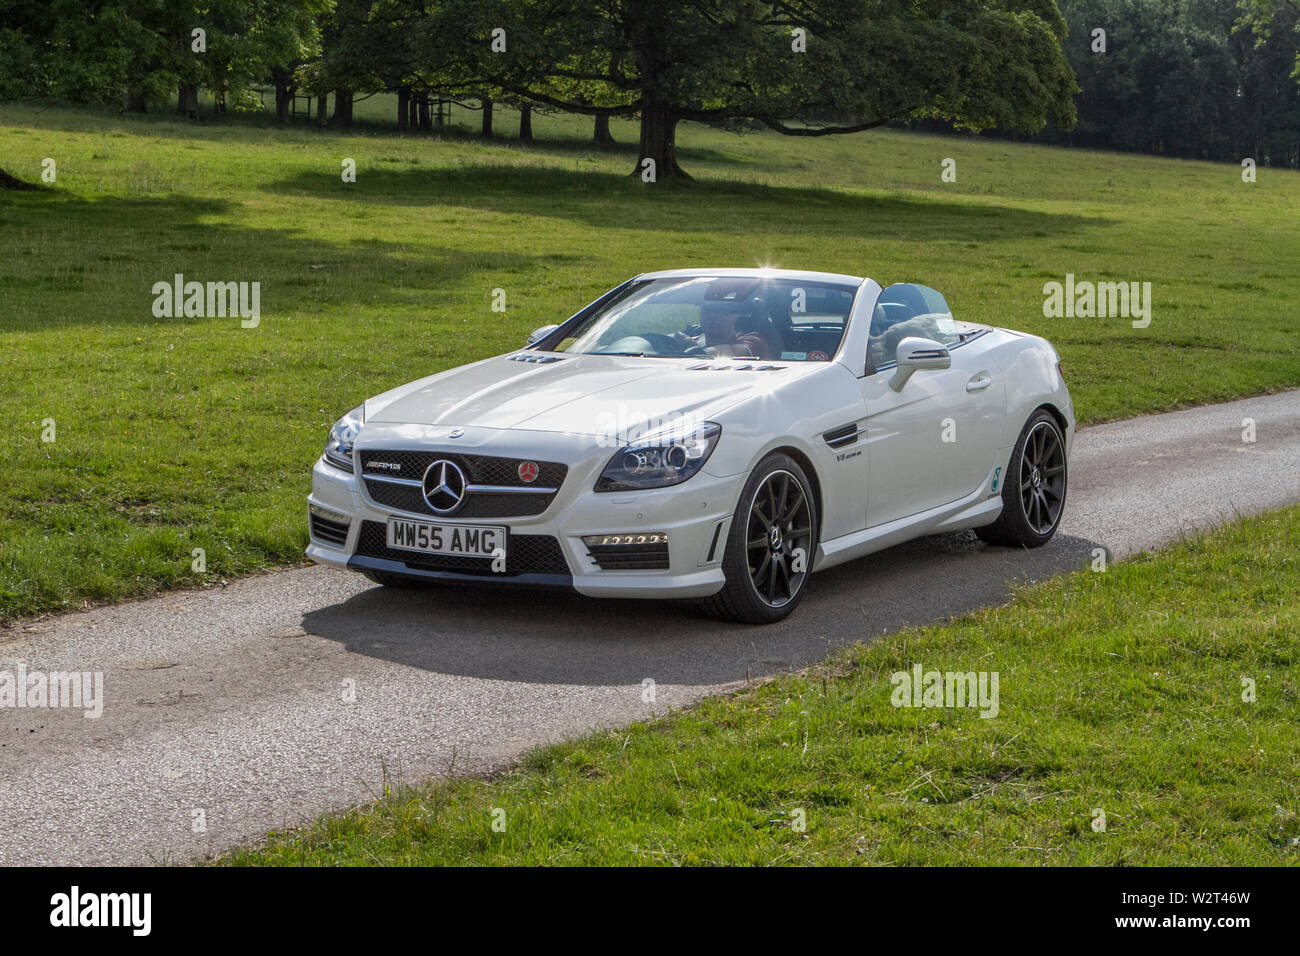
[365,352,799,438]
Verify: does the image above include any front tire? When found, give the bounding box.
[703,453,818,624]
[976,409,1068,548]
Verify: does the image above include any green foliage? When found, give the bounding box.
[1237,0,1300,77]
[1035,0,1300,165]
[0,0,328,111]
[483,0,1078,133]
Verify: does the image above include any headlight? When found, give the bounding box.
[595,422,721,492]
[323,404,365,472]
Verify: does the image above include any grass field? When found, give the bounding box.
[1,100,1298,620]
[223,505,1300,866]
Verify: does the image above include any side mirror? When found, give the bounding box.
[526,324,559,347]
[889,336,951,391]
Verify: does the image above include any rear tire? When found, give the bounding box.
[975,409,1067,548]
[702,453,818,624]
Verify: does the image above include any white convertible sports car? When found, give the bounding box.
[308,268,1073,623]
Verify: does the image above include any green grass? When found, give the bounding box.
[1,100,1298,620]
[223,506,1300,866]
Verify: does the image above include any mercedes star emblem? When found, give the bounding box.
[422,459,467,513]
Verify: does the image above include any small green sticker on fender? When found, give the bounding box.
[991,466,1002,492]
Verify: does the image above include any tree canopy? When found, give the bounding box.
[477,0,1078,177]
[2,0,1298,185]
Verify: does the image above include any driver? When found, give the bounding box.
[690,300,775,359]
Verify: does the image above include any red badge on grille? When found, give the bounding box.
[518,461,539,483]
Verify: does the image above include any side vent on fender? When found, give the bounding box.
[823,423,860,449]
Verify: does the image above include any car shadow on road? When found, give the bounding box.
[301,530,1101,687]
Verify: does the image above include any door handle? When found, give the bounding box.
[966,374,992,392]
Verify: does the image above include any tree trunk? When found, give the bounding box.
[176,82,199,119]
[316,94,328,126]
[519,103,533,142]
[273,71,293,124]
[417,93,432,132]
[481,97,493,138]
[330,89,353,128]
[408,93,418,131]
[396,86,410,132]
[594,114,614,145]
[125,92,148,113]
[635,105,687,180]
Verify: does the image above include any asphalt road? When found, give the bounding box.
[2,390,1297,865]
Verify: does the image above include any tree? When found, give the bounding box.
[1060,0,1239,158]
[1233,0,1300,164]
[318,0,497,133]
[483,0,1078,179]
[0,1,178,183]
[1028,1,1299,166]
[234,0,330,123]
[0,0,328,121]
[1237,0,1300,77]
[0,1,178,109]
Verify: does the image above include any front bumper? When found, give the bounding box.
[306,428,739,599]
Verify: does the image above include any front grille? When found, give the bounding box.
[363,483,555,518]
[354,521,570,577]
[310,514,350,546]
[359,450,566,519]
[587,542,671,571]
[360,450,566,487]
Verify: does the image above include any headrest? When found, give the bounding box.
[702,297,764,324]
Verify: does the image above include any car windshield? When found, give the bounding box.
[545,276,858,362]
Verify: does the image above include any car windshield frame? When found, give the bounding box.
[531,275,861,363]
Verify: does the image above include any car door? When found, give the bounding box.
[859,284,1004,527]
[935,329,1006,505]
[858,365,947,528]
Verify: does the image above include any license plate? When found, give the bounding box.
[385,518,506,558]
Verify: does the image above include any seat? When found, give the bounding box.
[735,300,784,357]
